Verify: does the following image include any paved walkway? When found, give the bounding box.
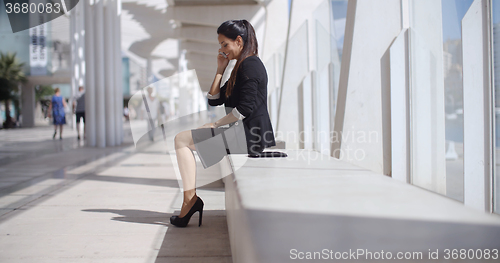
[0,120,232,262]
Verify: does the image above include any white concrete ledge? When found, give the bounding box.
[224,150,500,263]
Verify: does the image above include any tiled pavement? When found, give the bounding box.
[0,119,232,262]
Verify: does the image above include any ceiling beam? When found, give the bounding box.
[173,0,260,6]
[170,5,262,27]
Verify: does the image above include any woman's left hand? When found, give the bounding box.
[217,49,230,73]
[198,122,215,129]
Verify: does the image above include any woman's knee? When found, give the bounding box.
[174,130,191,148]
[174,132,184,147]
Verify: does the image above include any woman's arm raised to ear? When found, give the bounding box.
[209,50,230,97]
[207,80,227,106]
[208,72,223,97]
[208,51,230,106]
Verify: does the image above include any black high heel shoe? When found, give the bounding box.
[170,196,204,227]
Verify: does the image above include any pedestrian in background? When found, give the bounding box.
[48,87,67,140]
[73,86,86,140]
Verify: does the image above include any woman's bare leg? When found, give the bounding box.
[174,130,198,217]
[76,121,81,138]
[59,125,63,138]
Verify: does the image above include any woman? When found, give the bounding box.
[48,87,67,140]
[171,20,276,227]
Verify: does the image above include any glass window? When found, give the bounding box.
[408,0,473,199]
[441,0,474,202]
[329,0,348,144]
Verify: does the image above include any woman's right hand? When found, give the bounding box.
[217,49,229,74]
[197,122,215,129]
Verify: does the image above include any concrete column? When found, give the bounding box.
[147,57,153,84]
[104,0,115,146]
[70,3,84,130]
[260,0,288,64]
[390,29,410,183]
[70,5,77,129]
[277,0,328,150]
[95,0,106,148]
[276,21,309,149]
[408,0,446,194]
[312,3,333,156]
[84,0,96,147]
[462,0,493,212]
[78,2,85,89]
[114,0,123,145]
[332,0,401,175]
[301,72,313,150]
[21,84,35,127]
[332,0,356,158]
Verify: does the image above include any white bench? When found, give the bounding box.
[222,150,500,263]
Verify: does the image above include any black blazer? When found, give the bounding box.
[208,55,276,154]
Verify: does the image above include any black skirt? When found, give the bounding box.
[191,121,248,168]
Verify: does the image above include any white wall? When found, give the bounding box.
[333,0,401,175]
[276,0,332,150]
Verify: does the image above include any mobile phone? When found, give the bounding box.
[219,51,228,59]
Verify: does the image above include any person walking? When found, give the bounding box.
[73,86,86,140]
[48,87,67,140]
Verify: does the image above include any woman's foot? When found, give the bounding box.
[53,132,56,139]
[170,196,204,227]
[179,193,198,218]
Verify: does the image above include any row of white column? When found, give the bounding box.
[336,0,494,212]
[70,1,85,129]
[83,0,123,147]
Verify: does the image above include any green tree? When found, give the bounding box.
[0,52,27,128]
[35,85,54,119]
[35,85,55,101]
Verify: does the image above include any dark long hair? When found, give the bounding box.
[217,20,258,97]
